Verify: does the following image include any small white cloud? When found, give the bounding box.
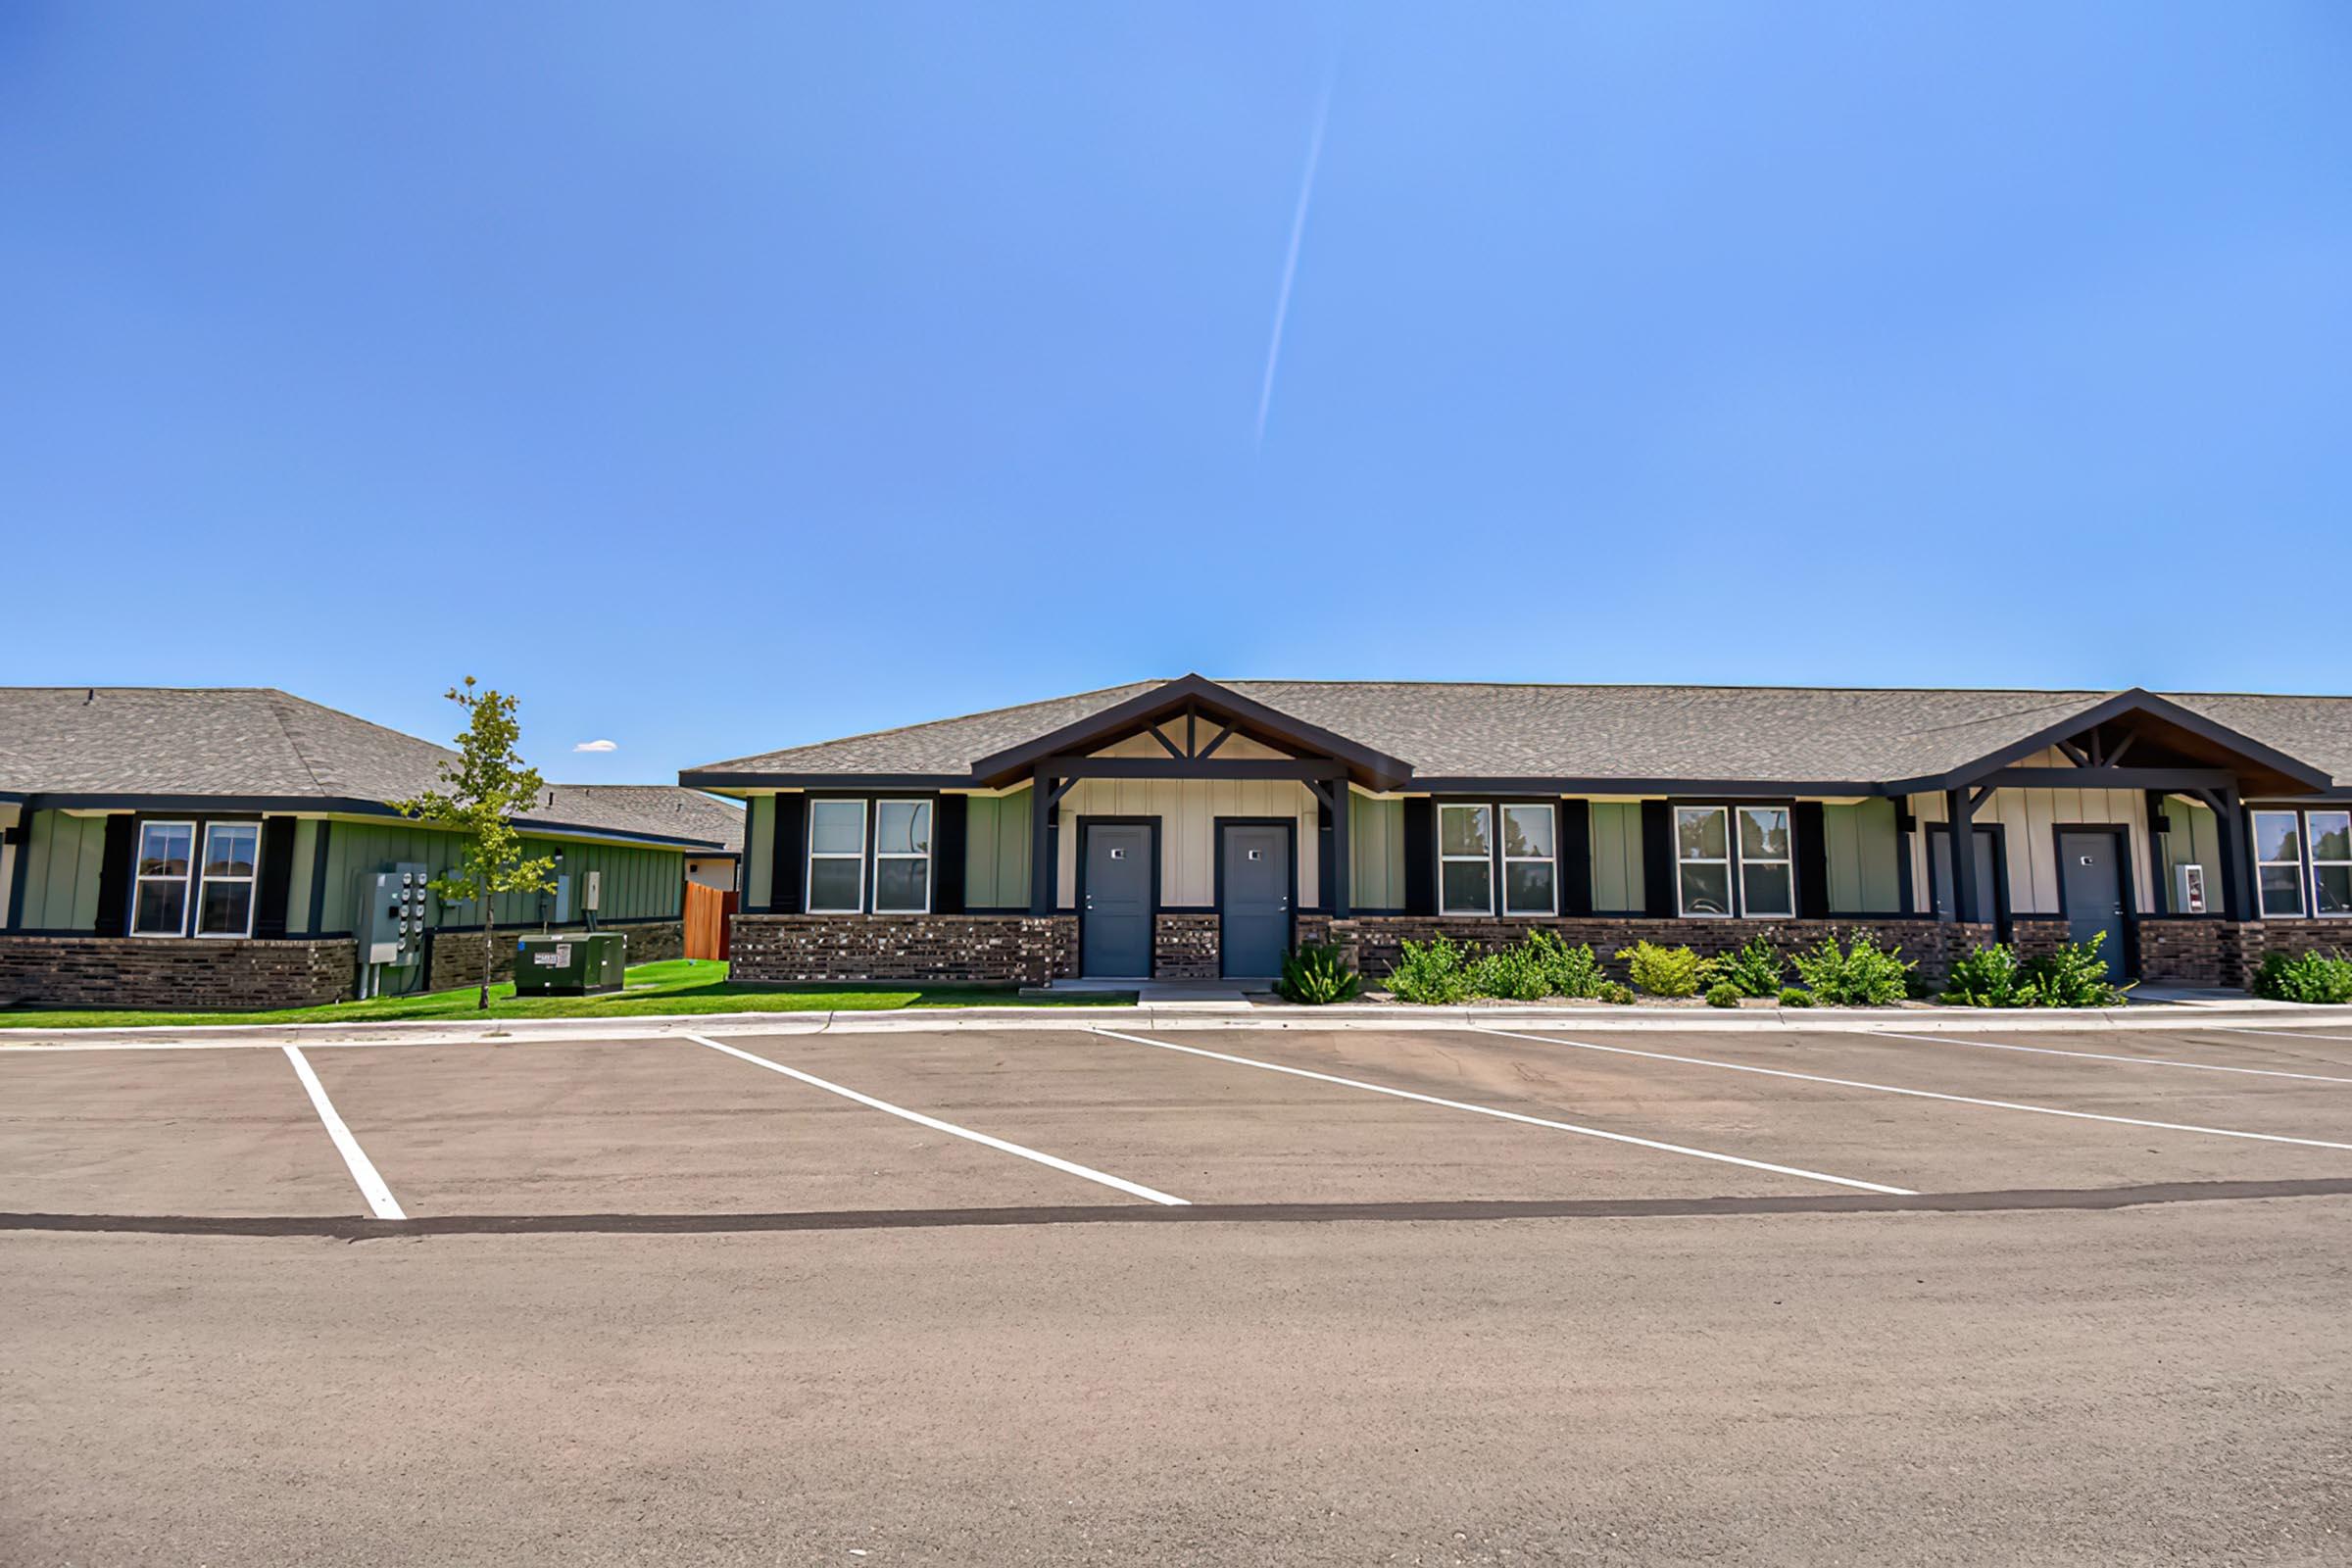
[572,738,618,753]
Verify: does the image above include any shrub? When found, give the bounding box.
[1788,930,1915,1006]
[1277,941,1360,1004]
[1614,941,1705,998]
[1386,936,1470,1004]
[2018,933,2131,1007]
[1777,986,1815,1008]
[1940,943,2027,1006]
[1524,930,1608,1000]
[1701,935,1787,999]
[1466,943,1550,1002]
[1704,981,1742,1008]
[1595,980,1636,1005]
[2253,949,2352,1004]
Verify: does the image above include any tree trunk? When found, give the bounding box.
[479,908,493,1010]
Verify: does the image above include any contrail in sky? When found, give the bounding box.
[1254,74,1335,446]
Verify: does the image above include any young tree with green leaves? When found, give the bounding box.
[394,677,558,1010]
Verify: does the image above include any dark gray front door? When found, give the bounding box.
[1220,824,1291,978]
[1082,823,1152,978]
[2058,829,2129,980]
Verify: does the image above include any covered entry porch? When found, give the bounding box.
[999,677,1409,980]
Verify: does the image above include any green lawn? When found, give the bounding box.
[0,959,1133,1030]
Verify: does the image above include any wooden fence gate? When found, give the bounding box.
[684,881,736,962]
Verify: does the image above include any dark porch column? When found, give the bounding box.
[2208,785,2251,921]
[1328,781,1351,918]
[1027,769,1055,916]
[1943,787,1981,924]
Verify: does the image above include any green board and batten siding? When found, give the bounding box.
[1823,799,1904,913]
[963,790,1035,909]
[14,810,111,930]
[745,796,774,908]
[8,809,683,937]
[1349,795,1406,909]
[1588,802,1646,912]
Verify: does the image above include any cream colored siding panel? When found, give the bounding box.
[1913,771,2158,917]
[1053,777,1316,908]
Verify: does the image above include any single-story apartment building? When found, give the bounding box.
[681,676,2352,991]
[0,687,738,1009]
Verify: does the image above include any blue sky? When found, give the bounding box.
[3,3,2346,780]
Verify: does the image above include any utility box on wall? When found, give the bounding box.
[355,862,430,968]
[2174,862,2208,915]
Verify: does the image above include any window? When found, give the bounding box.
[1737,807,1793,917]
[1501,804,1556,915]
[130,820,196,936]
[807,800,866,913]
[2252,810,2304,917]
[872,800,933,913]
[195,822,261,937]
[1439,804,1493,915]
[1675,807,1733,915]
[2313,810,2351,916]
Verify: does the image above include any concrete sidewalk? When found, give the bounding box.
[5,996,2349,1051]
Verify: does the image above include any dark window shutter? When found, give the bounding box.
[93,814,137,937]
[934,795,967,913]
[1794,801,1829,918]
[1402,798,1435,915]
[771,796,807,913]
[256,817,298,937]
[1559,799,1592,916]
[1641,802,1675,917]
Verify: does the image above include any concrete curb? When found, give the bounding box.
[5,1000,2352,1050]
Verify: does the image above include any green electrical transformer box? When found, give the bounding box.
[513,932,627,997]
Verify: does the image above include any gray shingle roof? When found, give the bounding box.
[683,679,2352,790]
[0,688,734,848]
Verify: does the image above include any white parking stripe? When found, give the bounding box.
[1090,1027,1913,1196]
[688,1033,1188,1206]
[282,1045,405,1220]
[1871,1030,2352,1084]
[2203,1027,2352,1045]
[1471,1028,2352,1152]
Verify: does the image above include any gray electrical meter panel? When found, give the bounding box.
[356,862,431,967]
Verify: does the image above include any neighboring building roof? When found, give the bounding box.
[0,687,734,850]
[681,677,2352,794]
[554,785,744,855]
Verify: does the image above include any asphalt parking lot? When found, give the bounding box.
[6,1019,2351,1564]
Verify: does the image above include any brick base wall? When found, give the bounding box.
[0,935,357,1010]
[1153,914,1220,979]
[425,919,684,993]
[730,914,1077,985]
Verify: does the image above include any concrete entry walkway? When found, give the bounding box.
[1021,978,1270,1007]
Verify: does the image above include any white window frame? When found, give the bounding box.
[2303,808,2350,918]
[130,819,198,937]
[194,820,263,939]
[1438,803,1494,916]
[871,800,934,915]
[1735,805,1795,920]
[1673,806,1734,918]
[805,798,868,914]
[1499,803,1557,917]
[2252,809,2305,918]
